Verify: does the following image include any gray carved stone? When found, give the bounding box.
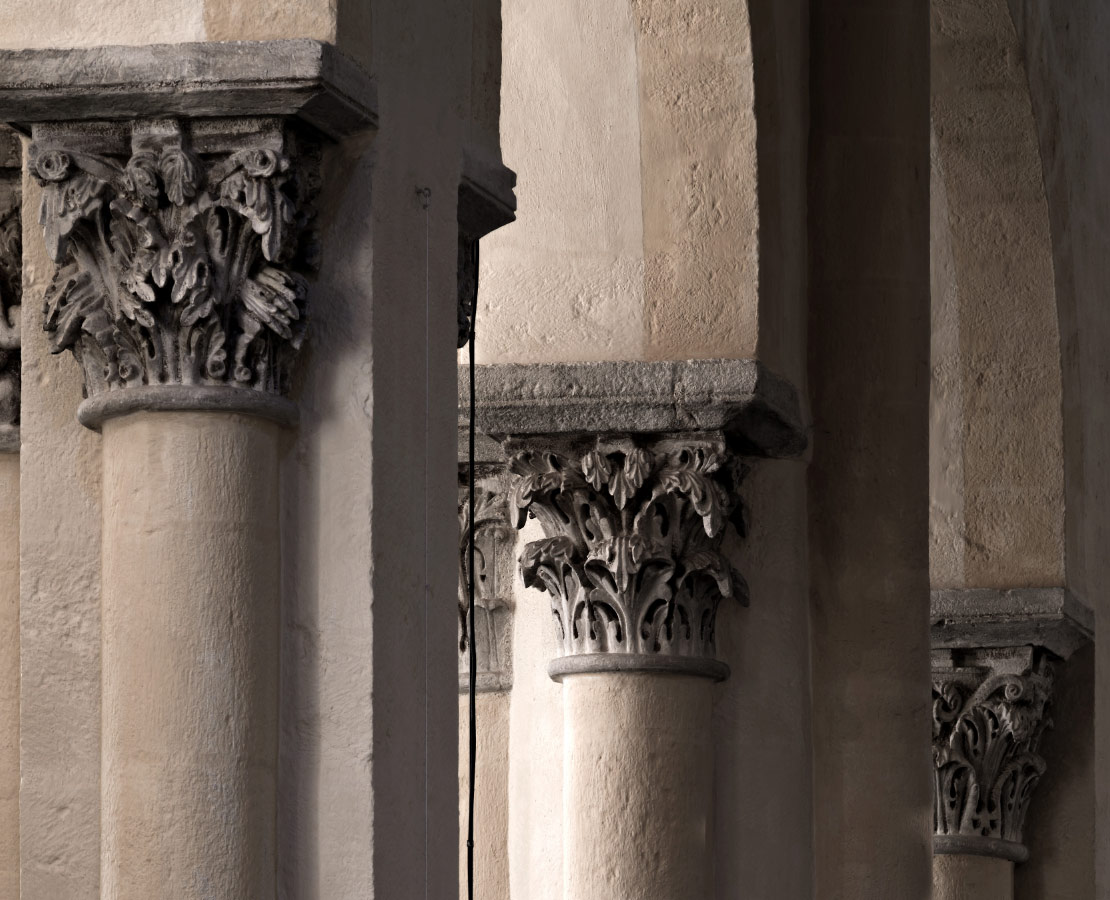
[458,466,515,693]
[30,118,318,409]
[509,434,746,681]
[931,587,1092,660]
[459,359,807,458]
[0,40,376,140]
[932,647,1053,863]
[458,359,807,681]
[0,128,20,451]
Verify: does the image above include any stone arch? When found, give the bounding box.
[930,0,1065,588]
[476,0,763,365]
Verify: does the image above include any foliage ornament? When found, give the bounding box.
[0,166,19,435]
[508,436,747,678]
[30,119,317,401]
[458,472,515,692]
[932,651,1053,860]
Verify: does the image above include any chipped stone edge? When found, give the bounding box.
[933,835,1029,864]
[0,39,377,141]
[78,385,297,431]
[548,653,730,682]
[931,587,1094,660]
[458,359,808,459]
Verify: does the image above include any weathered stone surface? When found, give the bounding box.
[932,647,1053,863]
[931,588,1093,660]
[0,40,377,140]
[459,358,808,458]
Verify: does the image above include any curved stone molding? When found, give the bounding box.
[458,467,515,693]
[77,384,297,431]
[0,128,20,450]
[509,435,746,678]
[30,119,317,407]
[932,647,1053,861]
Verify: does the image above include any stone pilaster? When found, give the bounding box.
[458,466,515,692]
[932,647,1053,863]
[0,128,20,451]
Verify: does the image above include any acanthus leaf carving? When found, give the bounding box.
[932,650,1053,850]
[31,120,317,399]
[508,436,747,666]
[459,469,515,691]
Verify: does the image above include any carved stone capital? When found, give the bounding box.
[0,129,20,450]
[0,40,376,429]
[29,118,317,422]
[508,434,746,681]
[459,467,515,693]
[932,647,1053,863]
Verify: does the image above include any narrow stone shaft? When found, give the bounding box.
[100,411,280,898]
[0,452,17,897]
[933,855,1013,900]
[562,672,713,900]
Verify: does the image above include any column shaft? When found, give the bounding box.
[0,452,16,896]
[460,692,512,900]
[933,855,1013,900]
[562,672,713,900]
[100,411,280,897]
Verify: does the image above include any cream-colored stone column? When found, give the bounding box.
[481,385,800,900]
[562,672,713,900]
[3,43,376,899]
[466,358,805,900]
[100,411,280,896]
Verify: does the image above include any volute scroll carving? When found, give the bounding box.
[932,648,1053,862]
[29,118,319,405]
[508,434,748,679]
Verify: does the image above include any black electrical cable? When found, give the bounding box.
[465,243,478,900]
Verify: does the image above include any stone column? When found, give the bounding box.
[928,589,1091,900]
[5,42,374,899]
[466,359,806,900]
[931,647,1052,900]
[0,127,20,897]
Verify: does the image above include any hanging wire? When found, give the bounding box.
[418,184,432,900]
[465,239,479,900]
